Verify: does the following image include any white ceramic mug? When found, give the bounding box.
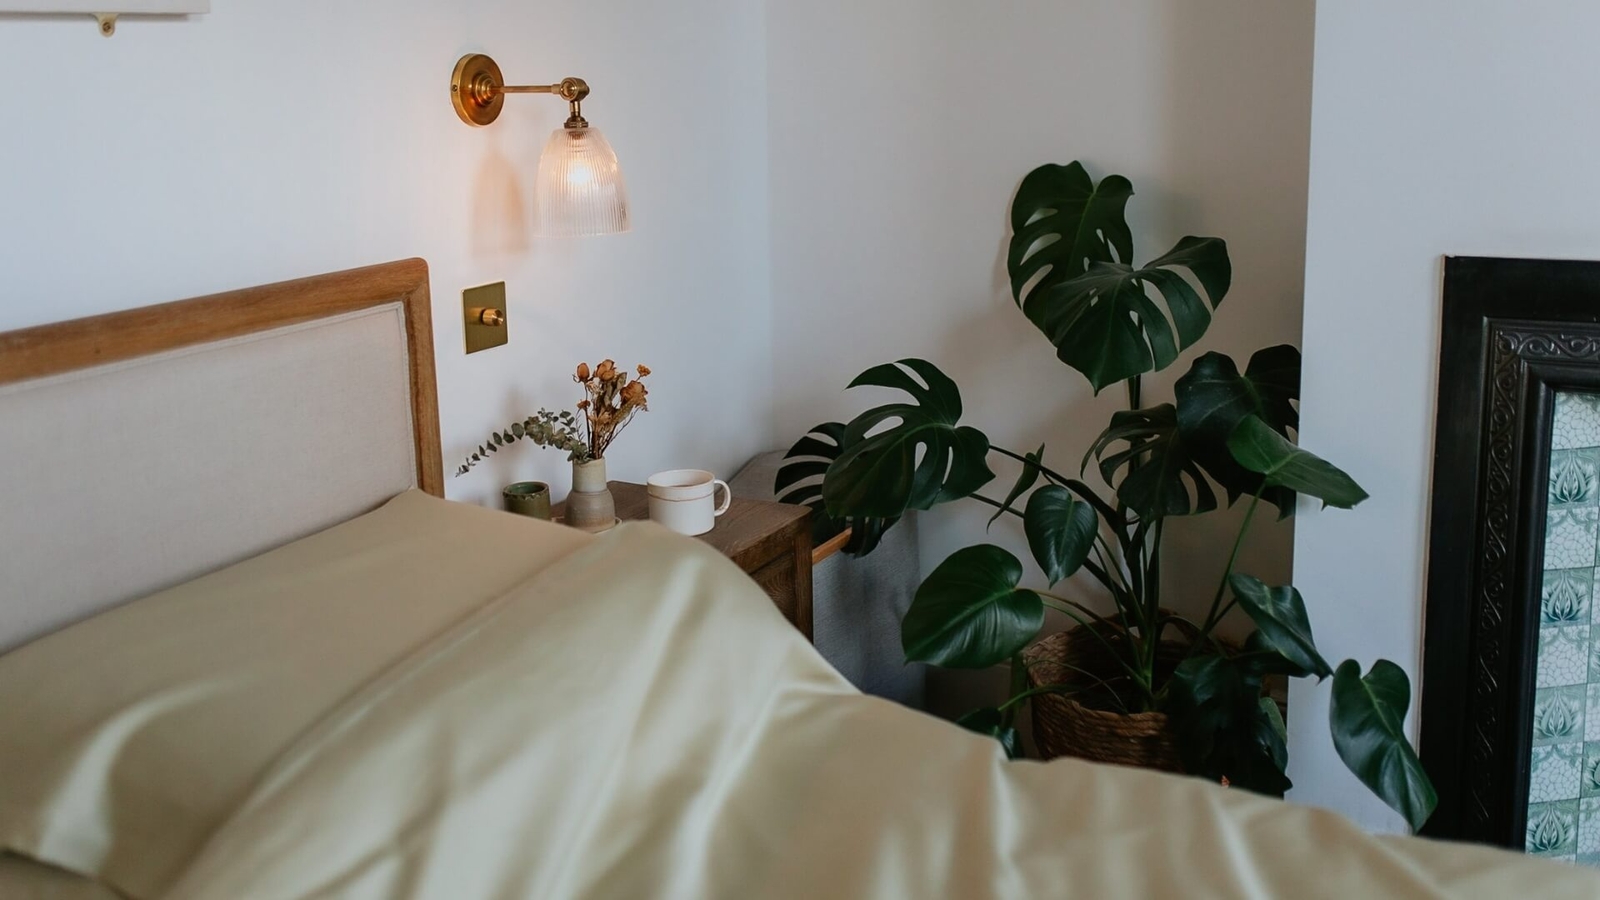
[646,469,731,536]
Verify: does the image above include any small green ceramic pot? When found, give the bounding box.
[502,481,552,520]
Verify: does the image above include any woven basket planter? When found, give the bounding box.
[1022,614,1225,773]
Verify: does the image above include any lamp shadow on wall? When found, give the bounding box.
[469,144,530,258]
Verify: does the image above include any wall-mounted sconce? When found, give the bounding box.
[451,53,630,237]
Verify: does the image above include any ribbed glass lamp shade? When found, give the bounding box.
[534,126,630,237]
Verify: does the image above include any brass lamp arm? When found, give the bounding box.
[451,55,592,128]
[499,78,589,101]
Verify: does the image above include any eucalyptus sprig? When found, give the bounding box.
[456,408,590,477]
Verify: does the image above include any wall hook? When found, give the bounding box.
[94,13,116,36]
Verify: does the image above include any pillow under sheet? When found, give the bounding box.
[0,490,590,899]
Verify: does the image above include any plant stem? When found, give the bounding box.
[1087,541,1130,603]
[1210,599,1237,627]
[1000,677,1131,715]
[1041,600,1148,690]
[1079,557,1128,610]
[1093,531,1138,612]
[1123,519,1145,626]
[1003,653,1027,727]
[1145,519,1163,625]
[1143,517,1164,675]
[1112,373,1158,690]
[1037,590,1110,623]
[1086,540,1145,662]
[1117,375,1143,627]
[970,493,1131,621]
[1049,579,1143,672]
[1157,610,1203,640]
[968,493,1024,519]
[990,445,1066,481]
[989,445,1124,530]
[1196,489,1264,641]
[983,448,1122,549]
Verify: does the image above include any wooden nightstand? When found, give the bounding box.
[554,481,816,640]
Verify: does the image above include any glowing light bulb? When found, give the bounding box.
[535,127,629,236]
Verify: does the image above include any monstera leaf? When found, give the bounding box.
[1330,660,1437,831]
[1011,162,1235,393]
[1022,240,1232,393]
[1087,404,1217,517]
[1227,574,1331,680]
[1175,346,1300,515]
[776,422,899,556]
[1008,161,1134,302]
[1227,416,1368,509]
[1167,653,1292,796]
[1023,485,1098,585]
[902,545,1043,669]
[1237,631,1319,679]
[823,359,994,519]
[1009,162,1231,392]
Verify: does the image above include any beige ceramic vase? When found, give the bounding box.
[565,458,616,532]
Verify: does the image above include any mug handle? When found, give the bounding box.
[712,480,732,517]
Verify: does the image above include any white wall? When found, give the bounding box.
[766,1,1314,710]
[0,1,773,501]
[1293,1,1600,831]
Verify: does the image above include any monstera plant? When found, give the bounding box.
[777,161,1436,830]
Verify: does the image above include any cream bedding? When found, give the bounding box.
[3,493,1598,898]
[0,854,125,900]
[0,491,592,898]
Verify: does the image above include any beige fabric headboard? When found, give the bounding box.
[0,260,441,652]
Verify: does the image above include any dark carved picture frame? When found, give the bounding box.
[1421,255,1600,848]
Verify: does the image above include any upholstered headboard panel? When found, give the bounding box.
[0,260,440,652]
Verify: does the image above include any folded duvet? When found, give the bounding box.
[159,517,1592,898]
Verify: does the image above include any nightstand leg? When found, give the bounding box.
[793,528,814,641]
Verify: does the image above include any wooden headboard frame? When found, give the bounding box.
[0,259,444,495]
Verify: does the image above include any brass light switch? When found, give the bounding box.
[463,282,509,354]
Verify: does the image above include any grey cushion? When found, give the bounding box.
[730,452,925,708]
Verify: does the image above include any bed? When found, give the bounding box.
[1,262,1596,899]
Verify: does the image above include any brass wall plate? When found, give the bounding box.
[451,53,505,127]
[463,282,509,354]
